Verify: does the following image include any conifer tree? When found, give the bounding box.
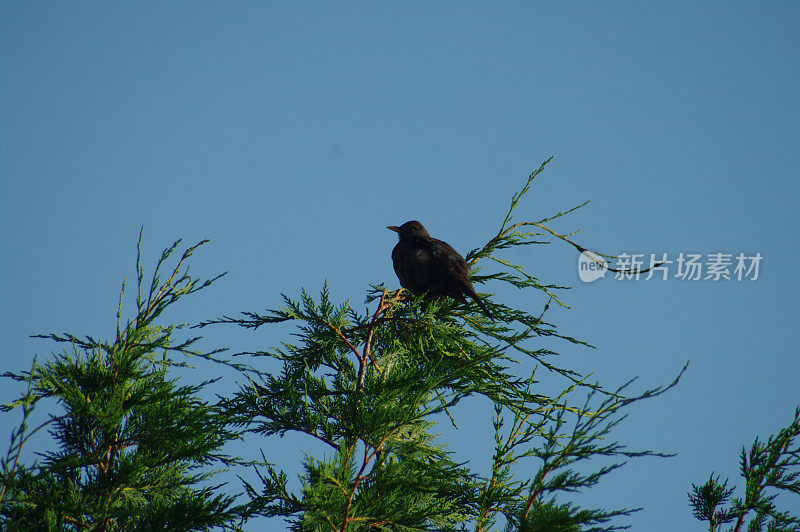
[689,406,800,532]
[1,159,690,530]
[201,158,685,530]
[1,235,244,531]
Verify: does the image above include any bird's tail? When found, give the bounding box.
[468,292,493,320]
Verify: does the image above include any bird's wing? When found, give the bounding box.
[429,239,471,279]
[431,239,494,317]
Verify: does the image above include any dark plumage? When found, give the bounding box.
[387,220,492,318]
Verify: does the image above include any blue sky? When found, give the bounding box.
[2,3,799,529]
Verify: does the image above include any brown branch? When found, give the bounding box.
[323,319,363,361]
[524,452,565,518]
[321,315,382,391]
[525,466,554,518]
[63,514,91,530]
[355,290,396,391]
[340,444,372,532]
[363,290,390,370]
[336,292,405,527]
[340,434,393,532]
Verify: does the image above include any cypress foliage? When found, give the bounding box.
[689,407,800,532]
[1,234,244,531]
[2,159,711,530]
[200,159,686,531]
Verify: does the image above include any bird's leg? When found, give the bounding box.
[393,287,408,301]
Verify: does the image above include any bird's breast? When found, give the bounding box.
[410,247,432,263]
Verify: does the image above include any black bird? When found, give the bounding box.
[387,220,492,318]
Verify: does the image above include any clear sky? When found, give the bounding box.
[2,3,799,530]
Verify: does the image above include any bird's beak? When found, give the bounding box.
[387,226,400,233]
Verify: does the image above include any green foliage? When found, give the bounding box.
[200,158,685,530]
[0,233,243,531]
[1,159,692,531]
[689,407,800,532]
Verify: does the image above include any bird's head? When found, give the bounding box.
[387,220,430,240]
